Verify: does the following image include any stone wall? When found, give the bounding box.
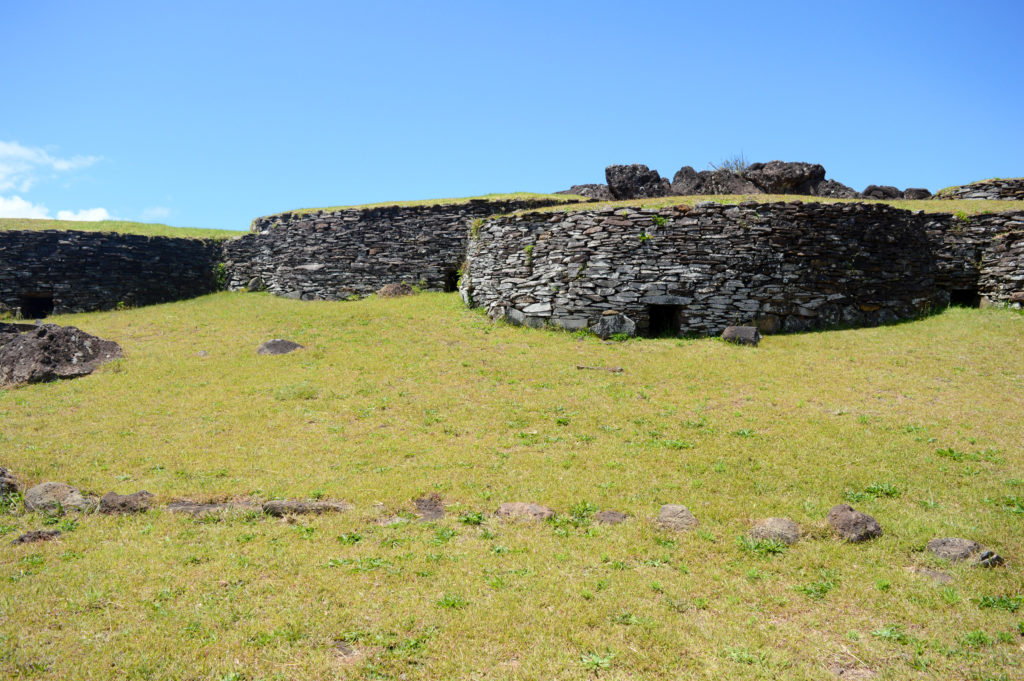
[0,230,222,317]
[460,201,943,337]
[924,211,1024,302]
[980,228,1024,304]
[221,198,584,300]
[936,178,1024,201]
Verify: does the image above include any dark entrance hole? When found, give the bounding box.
[19,294,54,319]
[443,269,460,293]
[949,288,980,308]
[647,305,682,337]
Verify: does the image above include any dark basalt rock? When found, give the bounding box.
[742,161,826,194]
[722,326,761,346]
[11,530,61,545]
[670,166,761,196]
[0,467,19,497]
[827,504,882,542]
[811,179,860,198]
[413,493,445,521]
[256,339,304,355]
[99,490,155,514]
[605,164,671,200]
[594,510,628,525]
[591,312,636,339]
[903,188,932,200]
[557,184,613,200]
[927,537,1004,567]
[863,185,904,200]
[0,324,122,386]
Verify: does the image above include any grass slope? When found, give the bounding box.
[1,293,1022,680]
[0,217,239,240]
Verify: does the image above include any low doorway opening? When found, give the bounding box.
[949,287,980,307]
[19,293,54,319]
[443,269,460,293]
[647,305,683,337]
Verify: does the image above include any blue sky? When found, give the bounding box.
[2,0,1022,231]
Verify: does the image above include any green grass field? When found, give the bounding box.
[2,293,1023,680]
[0,218,239,240]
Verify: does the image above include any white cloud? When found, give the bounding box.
[140,206,171,221]
[0,195,50,219]
[0,140,101,193]
[56,207,110,222]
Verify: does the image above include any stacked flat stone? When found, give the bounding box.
[936,178,1024,201]
[221,198,584,300]
[0,231,221,315]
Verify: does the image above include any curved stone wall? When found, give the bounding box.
[0,230,221,317]
[461,201,963,337]
[935,178,1024,201]
[221,198,583,299]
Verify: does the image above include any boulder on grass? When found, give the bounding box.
[862,185,903,200]
[742,161,826,194]
[0,324,122,386]
[750,517,800,545]
[926,537,1003,567]
[11,530,61,545]
[591,312,636,340]
[903,188,932,200]
[605,164,671,200]
[0,467,20,497]
[256,339,304,355]
[656,504,699,531]
[24,482,96,514]
[594,510,628,525]
[557,184,613,200]
[99,491,155,514]
[827,504,882,542]
[722,326,761,346]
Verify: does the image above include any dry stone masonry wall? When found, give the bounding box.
[0,230,221,317]
[460,201,1024,337]
[221,198,582,300]
[936,178,1024,201]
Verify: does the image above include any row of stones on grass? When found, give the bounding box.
[2,473,1004,572]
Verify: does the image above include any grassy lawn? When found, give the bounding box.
[1,292,1022,680]
[0,218,239,240]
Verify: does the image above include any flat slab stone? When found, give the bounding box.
[413,494,445,521]
[24,482,96,514]
[722,325,761,346]
[99,490,155,514]
[256,339,304,355]
[750,517,800,544]
[11,529,61,545]
[0,324,123,386]
[656,504,699,531]
[166,500,259,516]
[906,566,954,585]
[495,502,555,521]
[262,500,353,516]
[594,510,628,525]
[926,537,982,562]
[827,504,882,542]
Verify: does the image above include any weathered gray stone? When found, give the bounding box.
[99,490,155,514]
[24,482,95,514]
[862,185,903,200]
[827,504,882,542]
[495,502,554,521]
[377,282,415,298]
[742,161,825,194]
[926,537,1003,567]
[656,504,698,531]
[750,517,800,545]
[594,510,628,525]
[903,188,932,200]
[591,313,636,339]
[256,339,304,355]
[557,184,613,200]
[262,500,353,516]
[166,500,259,516]
[0,467,19,496]
[721,325,761,346]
